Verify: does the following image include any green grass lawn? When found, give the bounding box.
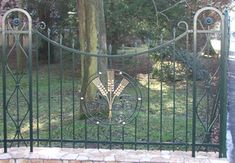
[0,61,217,150]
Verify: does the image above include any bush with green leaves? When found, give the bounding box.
[151,47,209,82]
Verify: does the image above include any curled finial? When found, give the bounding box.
[177,21,189,31]
[37,21,46,30]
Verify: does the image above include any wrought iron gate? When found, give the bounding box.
[1,8,33,152]
[0,7,229,157]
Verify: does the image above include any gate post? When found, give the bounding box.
[192,7,225,157]
[192,8,199,158]
[2,8,33,152]
[2,10,7,154]
[219,9,229,158]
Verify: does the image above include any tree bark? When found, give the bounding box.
[77,0,107,116]
[96,0,107,72]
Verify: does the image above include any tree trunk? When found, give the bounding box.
[84,0,98,101]
[96,0,107,72]
[77,0,107,117]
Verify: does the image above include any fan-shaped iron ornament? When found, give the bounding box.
[81,69,142,125]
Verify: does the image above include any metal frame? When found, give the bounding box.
[2,8,33,152]
[0,7,229,157]
[192,7,227,157]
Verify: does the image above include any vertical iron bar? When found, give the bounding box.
[72,39,75,148]
[192,36,197,156]
[134,117,137,150]
[26,10,33,153]
[35,34,40,147]
[121,44,125,70]
[47,29,52,147]
[160,34,163,150]
[192,10,198,158]
[122,123,125,150]
[172,28,176,151]
[97,122,100,149]
[85,119,87,148]
[16,35,20,147]
[147,40,150,150]
[2,15,8,153]
[206,28,211,152]
[109,125,112,150]
[185,25,189,152]
[108,44,112,68]
[219,9,227,158]
[185,79,189,151]
[177,21,190,151]
[134,42,137,78]
[60,34,63,148]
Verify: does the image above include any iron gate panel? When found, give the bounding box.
[0,7,229,157]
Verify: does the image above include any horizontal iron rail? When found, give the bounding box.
[187,30,221,34]
[3,31,31,34]
[0,139,220,148]
[34,30,188,58]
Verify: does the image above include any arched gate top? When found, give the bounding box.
[2,8,32,31]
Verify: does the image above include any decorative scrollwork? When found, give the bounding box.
[29,9,37,17]
[81,69,142,125]
[12,17,21,27]
[36,21,46,30]
[204,16,214,25]
[177,21,189,31]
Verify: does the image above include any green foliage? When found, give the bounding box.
[151,47,208,81]
[25,0,231,51]
[104,0,186,52]
[27,0,78,28]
